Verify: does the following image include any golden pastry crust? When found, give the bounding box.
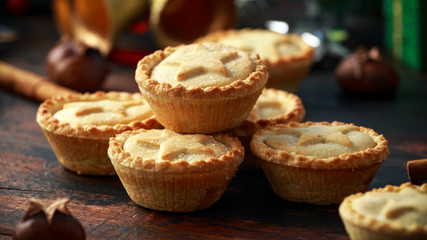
[248,88,305,128]
[136,43,267,99]
[251,121,389,170]
[196,28,314,92]
[108,129,244,212]
[135,42,268,133]
[339,183,427,240]
[37,91,160,139]
[108,129,244,173]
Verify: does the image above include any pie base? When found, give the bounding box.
[260,162,382,204]
[341,220,419,240]
[111,161,240,212]
[141,87,263,134]
[41,129,116,175]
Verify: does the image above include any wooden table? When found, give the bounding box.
[1,15,426,240]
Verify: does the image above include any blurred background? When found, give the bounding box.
[0,0,411,63]
[0,0,425,94]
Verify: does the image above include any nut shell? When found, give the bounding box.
[46,37,109,92]
[335,47,399,93]
[12,198,85,240]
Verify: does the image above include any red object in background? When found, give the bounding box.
[108,20,152,66]
[108,48,153,66]
[5,0,29,15]
[129,21,150,35]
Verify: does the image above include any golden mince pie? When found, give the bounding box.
[36,91,160,176]
[108,129,244,212]
[196,28,314,92]
[250,121,389,204]
[339,183,427,240]
[135,42,268,134]
[226,88,305,168]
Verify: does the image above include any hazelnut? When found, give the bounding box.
[335,47,399,93]
[12,198,85,240]
[46,37,110,92]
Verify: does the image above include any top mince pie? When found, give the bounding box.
[135,42,268,134]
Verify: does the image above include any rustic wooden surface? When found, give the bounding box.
[1,15,427,240]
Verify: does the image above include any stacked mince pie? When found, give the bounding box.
[109,42,267,212]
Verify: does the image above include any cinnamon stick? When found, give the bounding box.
[406,158,427,183]
[0,61,78,102]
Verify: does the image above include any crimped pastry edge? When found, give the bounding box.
[36,91,161,139]
[195,28,315,65]
[135,43,268,100]
[250,121,389,169]
[339,182,427,237]
[108,129,245,173]
[252,88,306,128]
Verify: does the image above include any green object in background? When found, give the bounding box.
[383,0,427,72]
[327,28,349,43]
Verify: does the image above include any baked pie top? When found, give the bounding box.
[136,42,268,99]
[340,183,427,236]
[150,43,253,88]
[250,121,389,169]
[108,129,244,172]
[196,29,314,64]
[247,88,305,127]
[54,99,152,126]
[36,92,159,139]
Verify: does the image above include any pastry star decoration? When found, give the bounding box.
[68,100,143,117]
[249,96,282,121]
[381,188,426,219]
[162,44,239,81]
[257,96,283,110]
[136,130,215,160]
[296,125,358,147]
[266,125,358,150]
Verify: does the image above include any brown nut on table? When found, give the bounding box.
[12,198,85,240]
[407,158,427,183]
[46,37,110,92]
[335,47,399,93]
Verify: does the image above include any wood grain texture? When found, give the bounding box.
[1,15,427,240]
